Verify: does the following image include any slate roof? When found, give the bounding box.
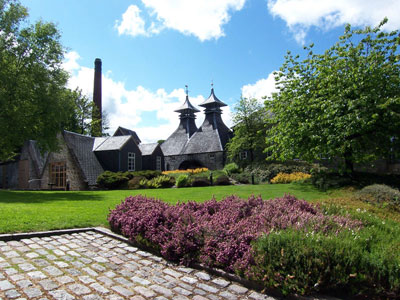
[113,126,141,144]
[63,131,104,186]
[182,113,232,154]
[161,125,192,156]
[161,94,201,156]
[199,88,227,107]
[174,96,200,113]
[93,136,132,151]
[162,87,232,156]
[139,143,159,156]
[23,140,48,177]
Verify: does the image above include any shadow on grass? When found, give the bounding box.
[0,190,105,204]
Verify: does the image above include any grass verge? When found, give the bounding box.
[0,183,346,233]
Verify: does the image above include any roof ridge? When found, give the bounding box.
[117,135,132,150]
[63,130,93,138]
[93,136,109,151]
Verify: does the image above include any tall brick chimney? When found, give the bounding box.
[92,58,102,136]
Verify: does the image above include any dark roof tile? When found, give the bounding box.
[63,131,104,186]
[113,126,141,144]
[139,143,159,156]
[93,136,132,151]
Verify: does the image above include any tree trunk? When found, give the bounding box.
[344,149,354,174]
[250,149,254,163]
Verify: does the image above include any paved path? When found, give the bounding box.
[0,230,276,300]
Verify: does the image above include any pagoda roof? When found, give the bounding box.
[174,96,200,113]
[199,88,227,107]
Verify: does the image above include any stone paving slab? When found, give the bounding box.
[0,229,278,300]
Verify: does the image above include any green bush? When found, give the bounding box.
[245,161,314,183]
[230,173,250,184]
[132,170,162,179]
[310,166,352,190]
[96,171,130,189]
[252,228,400,297]
[176,174,191,188]
[127,176,145,189]
[351,172,400,189]
[191,177,211,187]
[96,170,162,189]
[223,162,240,176]
[357,184,400,210]
[215,175,231,185]
[139,175,175,189]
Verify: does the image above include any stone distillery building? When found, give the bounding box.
[0,59,233,190]
[161,86,233,171]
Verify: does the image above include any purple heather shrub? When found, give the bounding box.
[108,194,362,273]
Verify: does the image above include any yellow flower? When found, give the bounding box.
[271,172,311,184]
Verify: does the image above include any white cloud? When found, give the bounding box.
[115,5,148,37]
[63,51,232,142]
[116,0,246,41]
[267,0,400,44]
[62,51,81,72]
[241,72,278,102]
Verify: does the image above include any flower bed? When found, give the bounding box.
[105,194,400,297]
[162,168,208,175]
[271,172,311,184]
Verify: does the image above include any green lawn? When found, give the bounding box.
[0,183,347,233]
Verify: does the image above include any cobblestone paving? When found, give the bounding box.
[0,230,276,300]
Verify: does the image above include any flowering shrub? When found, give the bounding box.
[162,168,208,175]
[271,172,311,184]
[109,194,361,270]
[244,161,314,183]
[108,194,400,296]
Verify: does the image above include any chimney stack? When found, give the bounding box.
[92,58,102,136]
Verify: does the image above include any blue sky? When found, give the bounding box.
[20,0,400,142]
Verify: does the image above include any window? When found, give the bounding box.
[128,152,135,171]
[156,156,162,171]
[239,151,248,160]
[50,162,66,188]
[209,153,215,162]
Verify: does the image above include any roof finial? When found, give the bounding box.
[211,80,214,89]
[185,85,189,96]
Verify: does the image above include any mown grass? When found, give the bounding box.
[0,183,347,233]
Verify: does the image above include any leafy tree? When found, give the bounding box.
[61,88,90,135]
[0,0,70,160]
[227,97,266,165]
[62,88,110,136]
[90,104,110,137]
[266,19,400,173]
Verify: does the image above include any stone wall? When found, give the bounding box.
[165,151,225,170]
[40,138,87,191]
[354,159,400,175]
[0,162,19,189]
